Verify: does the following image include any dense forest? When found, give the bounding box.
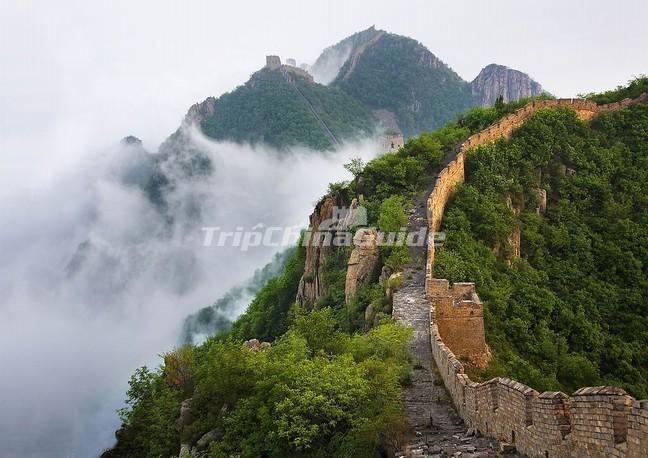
[436,78,648,397]
[200,69,375,150]
[333,33,474,138]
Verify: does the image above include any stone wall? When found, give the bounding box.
[424,93,648,457]
[425,150,465,281]
[427,279,490,369]
[281,65,314,83]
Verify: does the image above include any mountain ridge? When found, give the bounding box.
[156,27,543,154]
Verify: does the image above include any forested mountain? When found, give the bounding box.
[310,27,383,85]
[159,27,543,153]
[180,249,295,345]
[163,67,376,152]
[331,30,475,137]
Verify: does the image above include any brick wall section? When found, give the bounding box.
[427,278,490,368]
[628,401,648,456]
[423,93,648,457]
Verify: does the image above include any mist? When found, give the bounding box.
[0,126,382,457]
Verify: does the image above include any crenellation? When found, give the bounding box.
[422,92,648,457]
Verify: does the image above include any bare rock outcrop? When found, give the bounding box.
[176,398,193,432]
[243,339,270,352]
[471,63,543,107]
[535,187,547,214]
[296,196,338,307]
[344,228,379,303]
[297,195,365,308]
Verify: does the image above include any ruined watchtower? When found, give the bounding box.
[381,132,405,152]
[427,279,491,368]
[265,55,282,70]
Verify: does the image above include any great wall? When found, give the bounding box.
[393,92,648,457]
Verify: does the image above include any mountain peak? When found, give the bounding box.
[120,135,143,147]
[310,26,384,85]
[470,64,543,106]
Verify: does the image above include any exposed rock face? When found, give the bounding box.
[296,195,338,307]
[176,398,193,432]
[506,195,521,260]
[242,339,270,352]
[120,135,142,146]
[470,63,543,106]
[536,187,547,214]
[297,195,364,307]
[195,428,224,450]
[344,228,379,303]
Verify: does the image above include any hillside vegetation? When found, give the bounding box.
[436,81,648,397]
[334,33,474,137]
[105,80,648,456]
[200,69,375,150]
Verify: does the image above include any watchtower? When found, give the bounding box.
[428,279,491,368]
[266,55,281,70]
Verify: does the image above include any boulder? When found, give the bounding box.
[364,303,377,328]
[178,444,191,458]
[379,265,394,286]
[196,428,224,450]
[243,339,271,352]
[385,271,403,302]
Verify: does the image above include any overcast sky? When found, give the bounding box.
[1,0,646,162]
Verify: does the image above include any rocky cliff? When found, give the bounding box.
[295,195,340,307]
[470,63,543,106]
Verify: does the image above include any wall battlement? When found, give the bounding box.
[424,92,648,457]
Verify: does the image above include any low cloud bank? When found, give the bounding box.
[0,128,381,457]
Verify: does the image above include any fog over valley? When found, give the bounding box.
[0,128,380,456]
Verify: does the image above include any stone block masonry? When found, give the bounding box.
[421,92,648,457]
[427,279,490,369]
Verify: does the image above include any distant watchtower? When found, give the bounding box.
[381,133,405,152]
[266,55,282,70]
